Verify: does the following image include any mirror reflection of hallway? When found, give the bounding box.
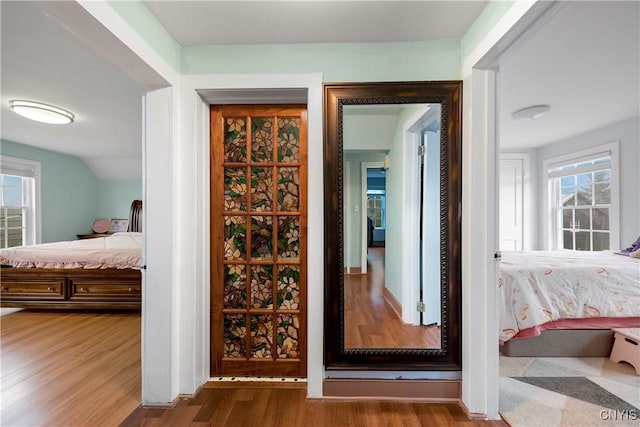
[344,245,441,349]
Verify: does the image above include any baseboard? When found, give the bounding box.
[344,267,363,275]
[323,379,460,401]
[383,286,402,319]
[459,400,489,420]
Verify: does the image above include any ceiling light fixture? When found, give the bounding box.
[9,100,75,124]
[511,105,550,121]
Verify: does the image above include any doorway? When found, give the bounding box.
[210,104,308,377]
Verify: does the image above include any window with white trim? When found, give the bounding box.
[366,191,385,228]
[547,151,614,251]
[0,156,40,248]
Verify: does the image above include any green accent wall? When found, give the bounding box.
[182,40,461,81]
[1,139,97,243]
[108,0,181,72]
[461,0,517,60]
[1,140,142,242]
[98,180,142,221]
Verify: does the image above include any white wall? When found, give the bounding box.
[536,117,639,248]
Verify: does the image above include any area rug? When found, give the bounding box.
[499,356,639,426]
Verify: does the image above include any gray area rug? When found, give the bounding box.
[512,376,638,413]
[499,356,640,427]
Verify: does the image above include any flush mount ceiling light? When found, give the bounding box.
[9,100,75,124]
[511,105,550,121]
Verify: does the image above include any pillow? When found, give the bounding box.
[620,236,640,254]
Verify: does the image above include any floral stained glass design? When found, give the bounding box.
[224,264,246,308]
[224,168,247,211]
[217,108,304,372]
[224,216,246,260]
[250,314,273,358]
[224,117,247,163]
[277,265,300,309]
[278,118,300,162]
[251,216,273,260]
[277,314,300,359]
[251,117,274,163]
[224,314,247,358]
[251,265,273,309]
[251,167,273,212]
[278,217,300,261]
[278,167,300,211]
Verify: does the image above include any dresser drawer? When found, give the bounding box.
[69,278,141,302]
[0,280,65,301]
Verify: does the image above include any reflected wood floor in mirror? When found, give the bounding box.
[344,248,441,349]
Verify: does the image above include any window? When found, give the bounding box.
[0,156,40,248]
[366,191,385,228]
[546,144,618,251]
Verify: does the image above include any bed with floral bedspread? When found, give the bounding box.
[498,250,640,343]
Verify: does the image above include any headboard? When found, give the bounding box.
[128,200,143,232]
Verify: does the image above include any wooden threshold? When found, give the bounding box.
[323,379,461,401]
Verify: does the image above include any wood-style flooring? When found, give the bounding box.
[121,381,508,427]
[1,309,508,427]
[344,247,440,348]
[0,309,141,426]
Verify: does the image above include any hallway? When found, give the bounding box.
[344,247,441,349]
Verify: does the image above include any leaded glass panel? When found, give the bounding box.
[278,217,300,261]
[277,314,300,359]
[278,118,300,162]
[224,264,246,308]
[224,168,247,211]
[251,117,274,163]
[224,216,246,260]
[251,265,273,309]
[224,314,247,358]
[224,117,247,162]
[251,216,273,260]
[251,167,273,212]
[277,265,300,309]
[250,314,273,358]
[277,167,299,211]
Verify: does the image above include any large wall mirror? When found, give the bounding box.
[324,81,462,370]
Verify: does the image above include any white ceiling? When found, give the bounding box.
[0,1,148,179]
[499,1,639,149]
[0,1,638,180]
[143,1,488,45]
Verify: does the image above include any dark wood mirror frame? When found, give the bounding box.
[323,81,462,370]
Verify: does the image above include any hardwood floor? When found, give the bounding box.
[345,247,440,348]
[1,310,507,426]
[0,309,140,426]
[121,382,508,427]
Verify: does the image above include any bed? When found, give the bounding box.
[498,250,640,356]
[0,200,142,310]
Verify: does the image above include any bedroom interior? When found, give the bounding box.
[2,2,638,426]
[494,1,639,424]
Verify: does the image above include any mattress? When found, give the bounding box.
[0,232,142,270]
[498,250,640,343]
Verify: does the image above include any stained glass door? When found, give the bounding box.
[210,105,307,377]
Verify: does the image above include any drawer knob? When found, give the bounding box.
[128,288,133,292]
[47,287,54,291]
[80,287,88,292]
[1,286,7,291]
